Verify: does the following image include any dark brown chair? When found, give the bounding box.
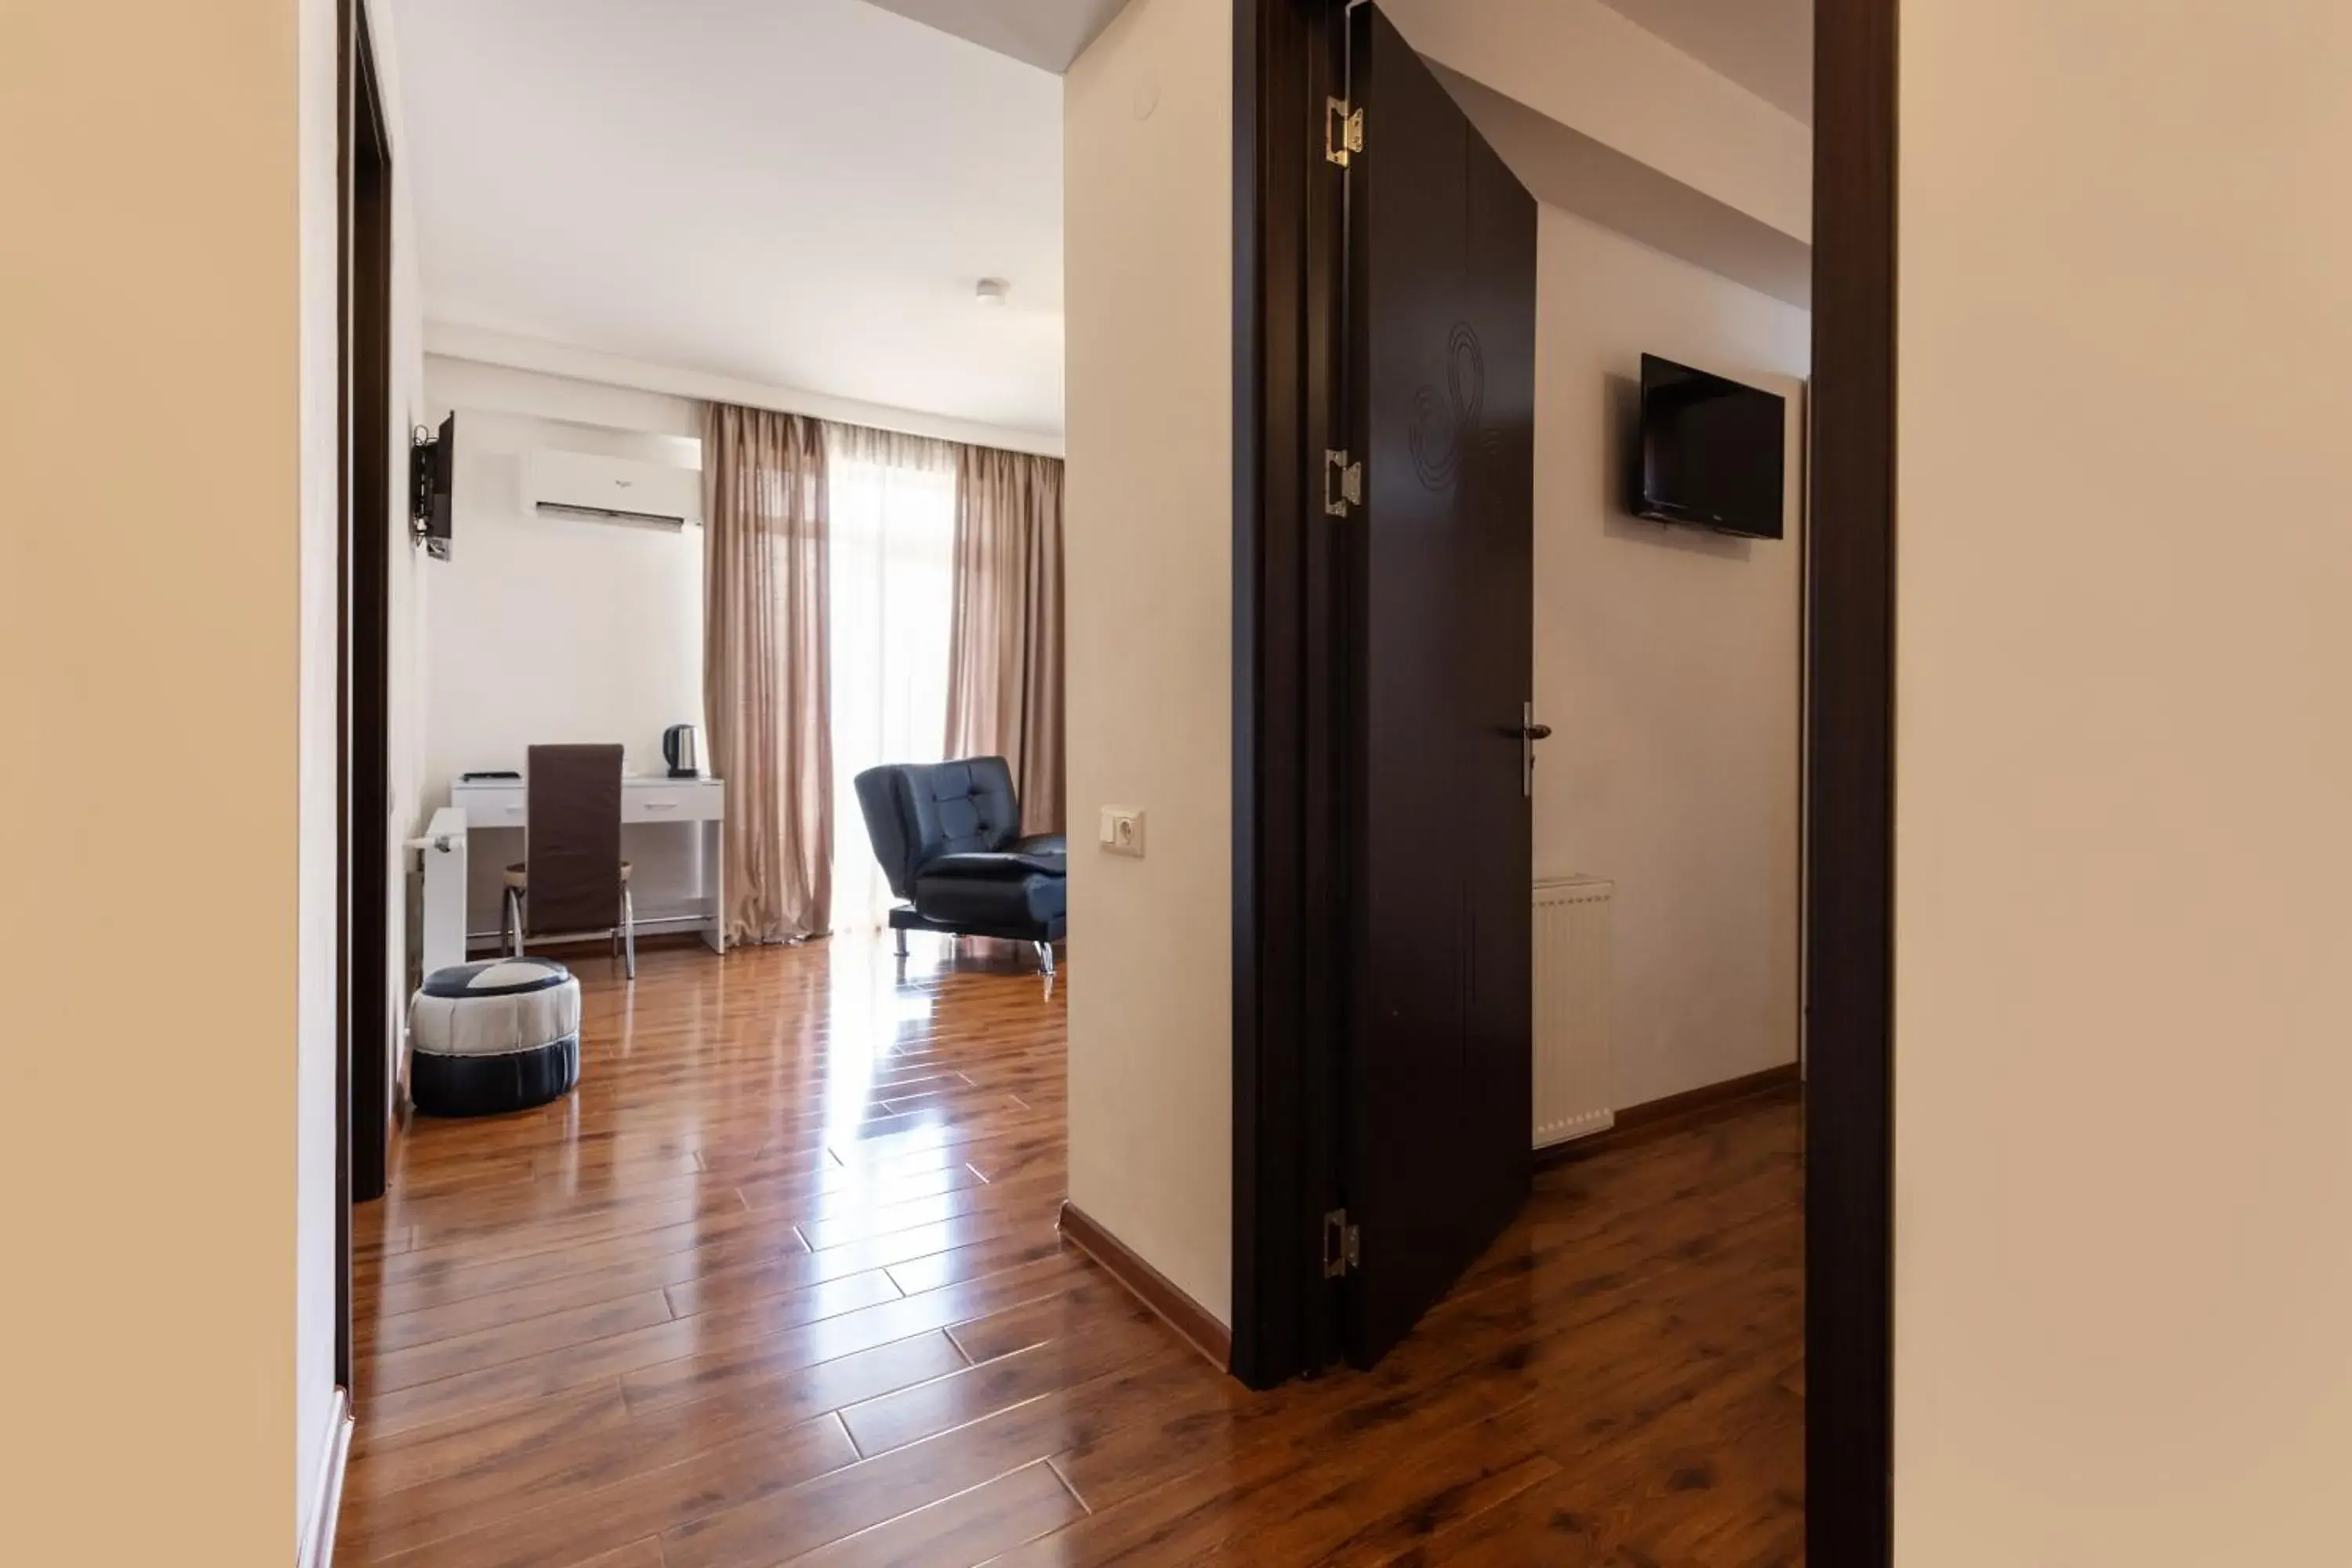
[503,743,637,980]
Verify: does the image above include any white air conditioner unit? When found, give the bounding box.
[520,449,702,530]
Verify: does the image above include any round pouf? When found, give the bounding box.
[408,958,582,1116]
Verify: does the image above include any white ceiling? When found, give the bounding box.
[1600,0,1813,123]
[390,0,1069,435]
[862,0,1127,74]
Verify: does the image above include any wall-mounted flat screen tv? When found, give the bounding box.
[1633,354,1785,539]
[414,412,455,561]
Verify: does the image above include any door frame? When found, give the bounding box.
[1229,0,1898,1556]
[1229,0,1350,1390]
[1804,0,1898,1558]
[336,0,396,1387]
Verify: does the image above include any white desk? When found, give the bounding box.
[437,775,727,961]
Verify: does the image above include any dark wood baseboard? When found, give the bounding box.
[1058,1200,1234,1372]
[1537,1062,1803,1169]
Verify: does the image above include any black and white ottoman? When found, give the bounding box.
[408,958,582,1116]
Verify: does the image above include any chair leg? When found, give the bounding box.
[894,926,909,960]
[622,889,638,982]
[504,887,523,957]
[1033,940,1057,978]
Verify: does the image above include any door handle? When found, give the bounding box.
[1517,702,1549,797]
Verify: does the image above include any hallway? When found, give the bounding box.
[341,940,1802,1566]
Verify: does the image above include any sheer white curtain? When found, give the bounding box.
[826,425,958,933]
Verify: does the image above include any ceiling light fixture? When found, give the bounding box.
[975,277,1011,308]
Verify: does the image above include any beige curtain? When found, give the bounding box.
[702,403,832,942]
[943,445,1065,832]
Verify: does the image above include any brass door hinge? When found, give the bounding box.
[1323,449,1363,517]
[1325,98,1363,166]
[1323,1209,1361,1278]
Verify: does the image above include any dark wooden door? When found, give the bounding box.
[1341,2,1539,1367]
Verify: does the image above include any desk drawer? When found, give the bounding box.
[448,779,723,826]
[625,782,723,823]
[449,784,526,825]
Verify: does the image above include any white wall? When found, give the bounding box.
[1062,0,1234,1324]
[1894,2,2352,1561]
[1533,206,1809,1110]
[421,356,708,937]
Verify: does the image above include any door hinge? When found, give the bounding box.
[1323,1209,1361,1278]
[1323,448,1363,517]
[1324,97,1363,166]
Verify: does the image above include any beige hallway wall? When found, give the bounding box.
[5,0,306,1559]
[2,0,425,1557]
[1061,0,1235,1325]
[1895,1,2352,1559]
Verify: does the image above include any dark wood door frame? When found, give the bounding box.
[1804,0,1898,1559]
[1230,0,1897,1555]
[1229,0,1350,1390]
[336,0,395,1389]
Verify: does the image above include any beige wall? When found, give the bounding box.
[1062,0,1234,1324]
[1895,2,2352,1560]
[2,1,421,1558]
[5,0,299,1559]
[1534,206,1808,1110]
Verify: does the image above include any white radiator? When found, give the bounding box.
[1534,875,1616,1149]
[408,806,470,979]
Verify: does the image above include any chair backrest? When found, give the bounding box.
[854,757,1021,898]
[524,743,624,935]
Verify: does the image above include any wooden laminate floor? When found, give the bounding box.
[343,938,1803,1567]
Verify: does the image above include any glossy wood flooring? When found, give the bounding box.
[343,938,1803,1566]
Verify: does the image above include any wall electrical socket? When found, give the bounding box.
[1098,806,1147,858]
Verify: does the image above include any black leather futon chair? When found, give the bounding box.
[853,757,1066,974]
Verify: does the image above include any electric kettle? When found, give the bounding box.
[662,724,700,779]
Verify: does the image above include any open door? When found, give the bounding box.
[1339,2,1540,1367]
